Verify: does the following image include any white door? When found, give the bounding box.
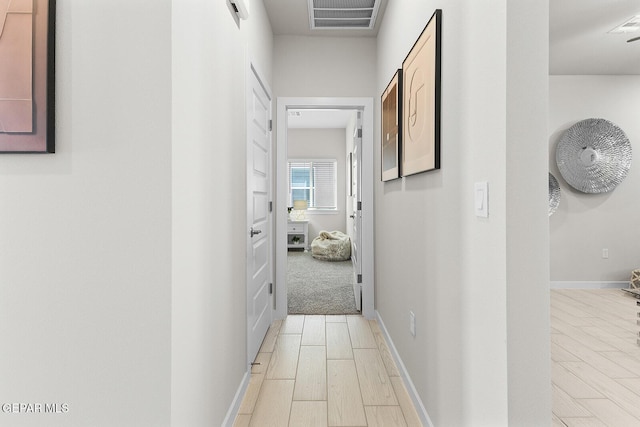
[246,65,272,366]
[351,111,363,311]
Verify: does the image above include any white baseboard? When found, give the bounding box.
[551,281,628,289]
[222,370,251,427]
[375,311,434,427]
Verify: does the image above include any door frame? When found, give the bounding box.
[275,97,374,319]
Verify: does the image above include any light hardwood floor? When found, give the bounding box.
[552,289,640,427]
[234,315,423,427]
[237,290,639,426]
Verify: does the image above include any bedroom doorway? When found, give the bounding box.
[275,97,374,320]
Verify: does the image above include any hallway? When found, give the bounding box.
[234,315,422,426]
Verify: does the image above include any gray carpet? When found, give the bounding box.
[287,251,359,315]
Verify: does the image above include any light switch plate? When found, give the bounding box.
[475,181,489,217]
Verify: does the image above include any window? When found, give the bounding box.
[288,160,337,210]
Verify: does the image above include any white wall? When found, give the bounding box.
[171,1,273,425]
[505,3,551,424]
[287,128,347,238]
[0,1,172,426]
[550,76,640,283]
[273,35,376,97]
[375,1,549,425]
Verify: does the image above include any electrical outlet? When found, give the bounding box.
[409,311,416,337]
[602,248,609,259]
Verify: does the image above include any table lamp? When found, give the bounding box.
[293,200,308,220]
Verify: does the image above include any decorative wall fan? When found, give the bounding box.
[548,173,560,216]
[556,118,632,193]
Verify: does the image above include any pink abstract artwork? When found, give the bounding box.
[0,0,33,133]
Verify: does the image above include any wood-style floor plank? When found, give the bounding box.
[259,320,283,353]
[561,416,606,427]
[251,352,272,374]
[289,401,328,427]
[551,413,567,427]
[615,377,640,395]
[365,406,408,427]
[574,398,640,426]
[369,319,400,377]
[326,322,353,360]
[552,384,591,418]
[354,348,398,406]
[551,334,633,379]
[326,315,347,323]
[552,363,605,399]
[561,361,640,419]
[249,380,294,427]
[238,373,264,414]
[266,334,301,379]
[599,351,640,377]
[280,315,305,334]
[233,414,251,427]
[347,315,377,349]
[391,376,423,427]
[551,289,640,427]
[240,315,423,426]
[327,359,367,426]
[302,315,326,346]
[293,345,327,401]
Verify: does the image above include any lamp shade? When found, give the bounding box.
[293,200,308,210]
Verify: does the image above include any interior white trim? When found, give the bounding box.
[275,97,375,319]
[221,370,251,427]
[375,311,433,427]
[550,281,628,289]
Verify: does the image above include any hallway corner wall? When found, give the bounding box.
[375,0,550,425]
[171,1,273,425]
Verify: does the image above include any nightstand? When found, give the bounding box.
[287,220,309,250]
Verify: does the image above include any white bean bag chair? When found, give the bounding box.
[311,230,351,261]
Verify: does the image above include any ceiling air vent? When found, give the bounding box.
[308,0,381,30]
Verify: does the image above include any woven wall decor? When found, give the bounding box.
[556,118,632,193]
[548,173,560,216]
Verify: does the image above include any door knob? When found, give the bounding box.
[349,214,356,219]
[250,227,262,237]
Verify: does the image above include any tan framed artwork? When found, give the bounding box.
[401,9,441,176]
[0,0,56,153]
[381,69,402,181]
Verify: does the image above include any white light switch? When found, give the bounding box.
[475,181,489,217]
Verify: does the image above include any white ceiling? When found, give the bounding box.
[263,0,640,75]
[550,0,640,75]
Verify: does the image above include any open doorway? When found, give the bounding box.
[275,97,375,320]
[285,108,360,315]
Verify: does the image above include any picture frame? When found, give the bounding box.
[401,9,441,176]
[347,152,353,196]
[381,69,402,181]
[0,0,56,153]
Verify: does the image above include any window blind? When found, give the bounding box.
[288,160,337,210]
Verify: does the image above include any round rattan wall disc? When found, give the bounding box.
[556,118,632,193]
[549,173,560,216]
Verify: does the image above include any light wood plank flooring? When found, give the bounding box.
[552,289,640,427]
[235,315,422,427]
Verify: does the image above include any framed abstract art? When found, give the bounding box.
[381,69,402,181]
[0,0,56,153]
[401,9,441,176]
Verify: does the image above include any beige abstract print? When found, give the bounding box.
[402,19,436,175]
[0,0,33,133]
